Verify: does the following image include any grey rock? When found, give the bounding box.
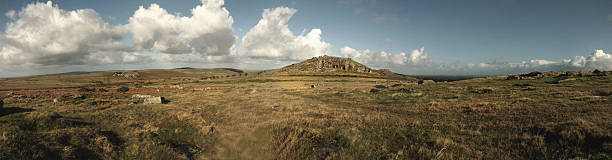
[418,80,435,85]
[144,97,165,104]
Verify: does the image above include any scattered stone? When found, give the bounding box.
[53,98,59,103]
[311,85,317,88]
[12,95,27,99]
[272,105,279,110]
[391,84,402,87]
[170,85,183,89]
[250,89,257,94]
[418,80,435,85]
[72,94,86,100]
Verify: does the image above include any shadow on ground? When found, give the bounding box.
[0,107,34,117]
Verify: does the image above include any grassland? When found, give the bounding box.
[0,69,611,159]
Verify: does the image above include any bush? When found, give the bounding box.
[117,86,130,93]
[471,88,493,94]
[512,83,532,87]
[370,89,380,93]
[596,90,612,96]
[78,87,95,92]
[374,85,388,89]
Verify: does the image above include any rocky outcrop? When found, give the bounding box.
[279,55,378,74]
[113,72,141,78]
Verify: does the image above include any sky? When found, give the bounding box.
[0,0,612,77]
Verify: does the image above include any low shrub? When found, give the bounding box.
[78,87,95,92]
[117,86,130,93]
[374,85,387,89]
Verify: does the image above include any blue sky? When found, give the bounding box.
[0,0,612,77]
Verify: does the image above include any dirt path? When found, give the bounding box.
[203,82,356,159]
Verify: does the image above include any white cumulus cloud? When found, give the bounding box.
[127,0,237,59]
[0,1,142,66]
[339,46,430,68]
[565,50,612,70]
[242,7,332,61]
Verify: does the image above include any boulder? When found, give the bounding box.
[144,97,165,104]
[132,94,155,98]
[132,94,166,104]
[418,80,435,85]
[170,85,183,89]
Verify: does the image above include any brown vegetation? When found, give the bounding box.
[0,65,611,159]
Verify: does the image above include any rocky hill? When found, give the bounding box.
[265,55,387,76]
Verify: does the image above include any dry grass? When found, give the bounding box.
[0,70,611,159]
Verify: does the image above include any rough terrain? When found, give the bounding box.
[0,57,611,159]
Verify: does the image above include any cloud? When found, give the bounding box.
[456,50,612,75]
[339,46,431,68]
[242,7,332,61]
[0,1,142,66]
[127,0,237,59]
[565,49,612,70]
